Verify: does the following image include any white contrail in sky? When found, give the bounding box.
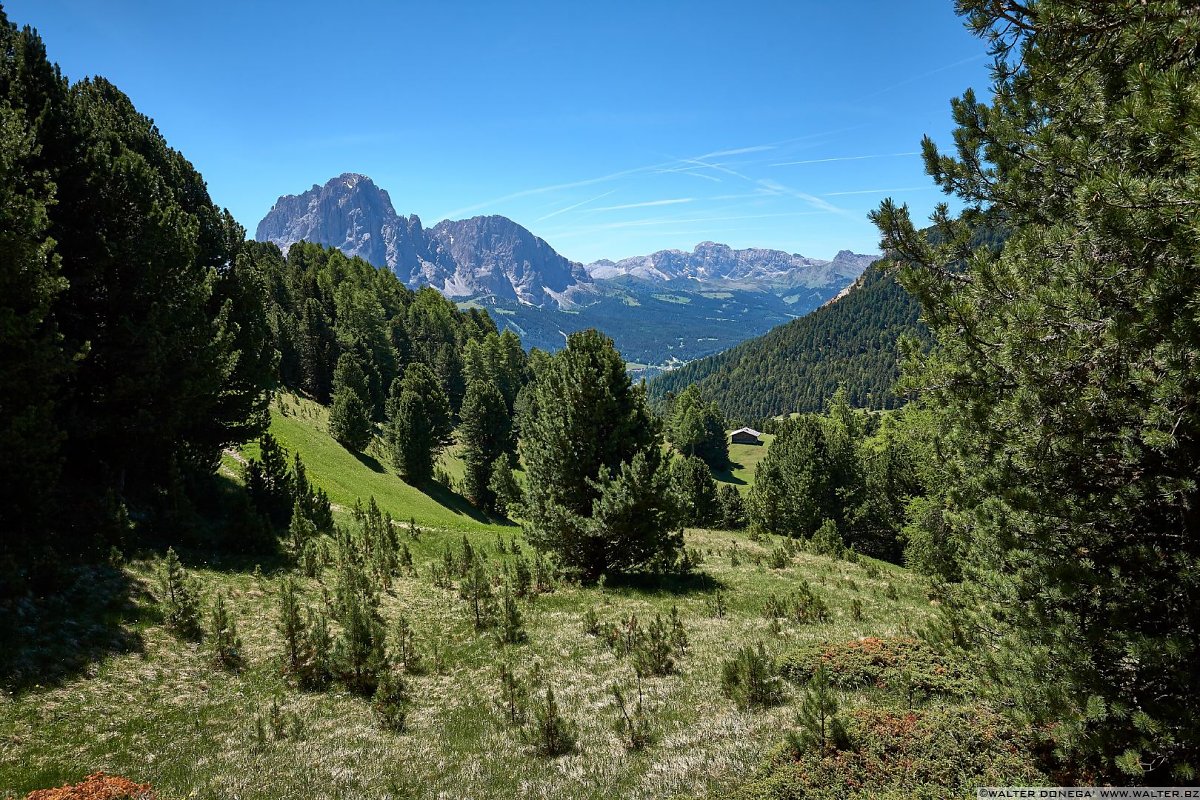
[771,152,920,167]
[533,190,617,222]
[823,186,930,196]
[594,198,694,212]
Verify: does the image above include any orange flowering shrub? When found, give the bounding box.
[24,772,156,800]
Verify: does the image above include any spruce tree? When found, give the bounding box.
[870,1,1200,779]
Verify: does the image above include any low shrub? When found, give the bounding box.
[779,636,977,699]
[733,706,1044,800]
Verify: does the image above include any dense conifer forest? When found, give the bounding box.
[647,264,926,421]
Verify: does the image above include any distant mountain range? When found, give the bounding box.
[256,174,877,368]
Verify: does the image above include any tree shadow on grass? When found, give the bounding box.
[0,563,148,696]
[603,570,726,596]
[352,448,386,473]
[712,462,747,486]
[424,481,517,527]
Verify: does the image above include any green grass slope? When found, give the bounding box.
[242,392,511,535]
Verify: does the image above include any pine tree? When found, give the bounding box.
[386,386,436,484]
[372,669,409,732]
[208,592,244,671]
[489,456,523,519]
[669,455,720,528]
[809,518,844,559]
[299,608,334,690]
[747,416,834,538]
[611,684,654,751]
[277,576,304,679]
[717,484,747,530]
[329,358,374,452]
[496,659,528,726]
[668,385,728,468]
[0,95,67,559]
[390,613,423,675]
[460,557,497,631]
[497,583,527,645]
[789,665,846,755]
[246,432,293,528]
[521,330,678,579]
[870,1,1200,779]
[459,379,511,512]
[160,547,202,641]
[530,686,576,757]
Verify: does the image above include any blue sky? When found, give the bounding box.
[6,1,992,263]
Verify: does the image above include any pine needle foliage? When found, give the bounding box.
[870,0,1200,779]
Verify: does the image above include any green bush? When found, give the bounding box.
[779,637,976,699]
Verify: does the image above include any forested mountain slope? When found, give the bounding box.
[647,263,926,421]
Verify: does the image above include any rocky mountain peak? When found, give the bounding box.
[256,176,591,308]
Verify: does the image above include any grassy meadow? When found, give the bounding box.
[2,396,1017,800]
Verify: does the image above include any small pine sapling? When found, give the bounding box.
[721,642,783,709]
[529,686,576,757]
[498,583,527,644]
[495,660,528,726]
[668,605,688,656]
[373,669,410,732]
[277,576,304,678]
[633,615,675,677]
[810,518,845,559]
[390,613,423,674]
[788,665,847,755]
[160,547,202,641]
[299,608,334,690]
[611,684,654,751]
[583,607,601,637]
[208,592,244,671]
[512,554,532,598]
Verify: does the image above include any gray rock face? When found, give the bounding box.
[256,174,593,307]
[586,241,876,289]
[426,216,593,307]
